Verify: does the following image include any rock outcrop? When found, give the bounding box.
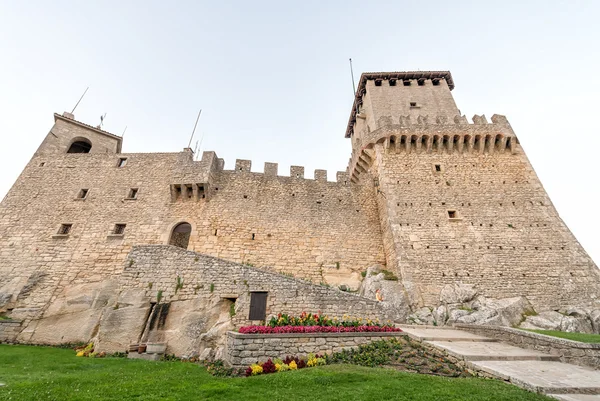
[358,265,411,322]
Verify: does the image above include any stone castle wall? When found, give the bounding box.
[100,245,394,355]
[367,121,600,310]
[0,119,384,321]
[2,71,600,352]
[121,245,392,323]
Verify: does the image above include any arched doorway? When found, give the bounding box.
[67,138,92,153]
[169,222,192,249]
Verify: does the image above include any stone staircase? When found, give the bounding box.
[399,326,600,400]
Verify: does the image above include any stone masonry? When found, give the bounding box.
[225,331,405,367]
[1,70,599,351]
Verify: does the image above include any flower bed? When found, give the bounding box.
[246,354,326,376]
[239,325,402,334]
[239,312,401,334]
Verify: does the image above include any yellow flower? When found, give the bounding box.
[250,364,263,375]
[289,360,297,370]
[76,351,84,357]
[275,363,282,372]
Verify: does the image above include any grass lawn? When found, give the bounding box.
[521,329,600,343]
[0,344,552,401]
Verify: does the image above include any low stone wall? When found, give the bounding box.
[225,331,406,367]
[454,324,600,369]
[0,320,22,342]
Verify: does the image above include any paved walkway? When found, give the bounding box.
[399,325,600,400]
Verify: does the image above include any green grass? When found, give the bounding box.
[0,344,552,401]
[521,329,600,343]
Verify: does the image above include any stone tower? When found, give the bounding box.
[345,71,600,311]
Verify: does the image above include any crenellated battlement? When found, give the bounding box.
[222,159,350,184]
[348,114,517,183]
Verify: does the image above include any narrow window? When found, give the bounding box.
[39,162,46,167]
[251,233,255,240]
[58,224,72,235]
[389,79,396,86]
[410,102,417,107]
[249,292,268,320]
[434,164,441,172]
[127,188,138,199]
[113,224,126,235]
[117,158,127,168]
[448,210,457,219]
[77,189,89,199]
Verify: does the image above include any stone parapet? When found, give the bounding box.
[348,114,517,183]
[224,331,406,367]
[454,324,600,370]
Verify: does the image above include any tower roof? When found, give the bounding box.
[345,71,454,138]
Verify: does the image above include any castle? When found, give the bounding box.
[1,71,599,355]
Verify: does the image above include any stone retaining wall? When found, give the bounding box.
[0,320,22,342]
[454,324,600,369]
[225,331,406,367]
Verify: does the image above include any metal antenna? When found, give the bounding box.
[349,58,356,96]
[71,87,89,114]
[98,113,107,129]
[187,109,202,148]
[193,140,199,159]
[197,129,206,158]
[122,126,128,138]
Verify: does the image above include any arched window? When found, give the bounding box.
[67,138,92,153]
[169,222,192,249]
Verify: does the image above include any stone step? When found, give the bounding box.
[398,326,497,342]
[548,395,600,401]
[471,360,600,395]
[127,352,161,361]
[426,340,560,362]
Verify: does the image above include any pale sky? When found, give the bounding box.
[1,1,599,264]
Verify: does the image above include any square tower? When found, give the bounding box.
[346,71,459,152]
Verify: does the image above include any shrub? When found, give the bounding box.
[261,359,276,374]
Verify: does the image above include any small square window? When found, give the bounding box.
[374,79,382,86]
[117,158,127,168]
[127,188,138,199]
[39,162,46,167]
[448,210,457,219]
[389,79,396,86]
[403,80,411,86]
[58,224,72,235]
[434,164,441,172]
[113,224,126,235]
[77,189,89,199]
[432,79,440,86]
[418,79,425,86]
[410,102,418,107]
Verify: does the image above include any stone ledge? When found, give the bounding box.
[453,324,600,370]
[227,331,406,339]
[453,324,600,350]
